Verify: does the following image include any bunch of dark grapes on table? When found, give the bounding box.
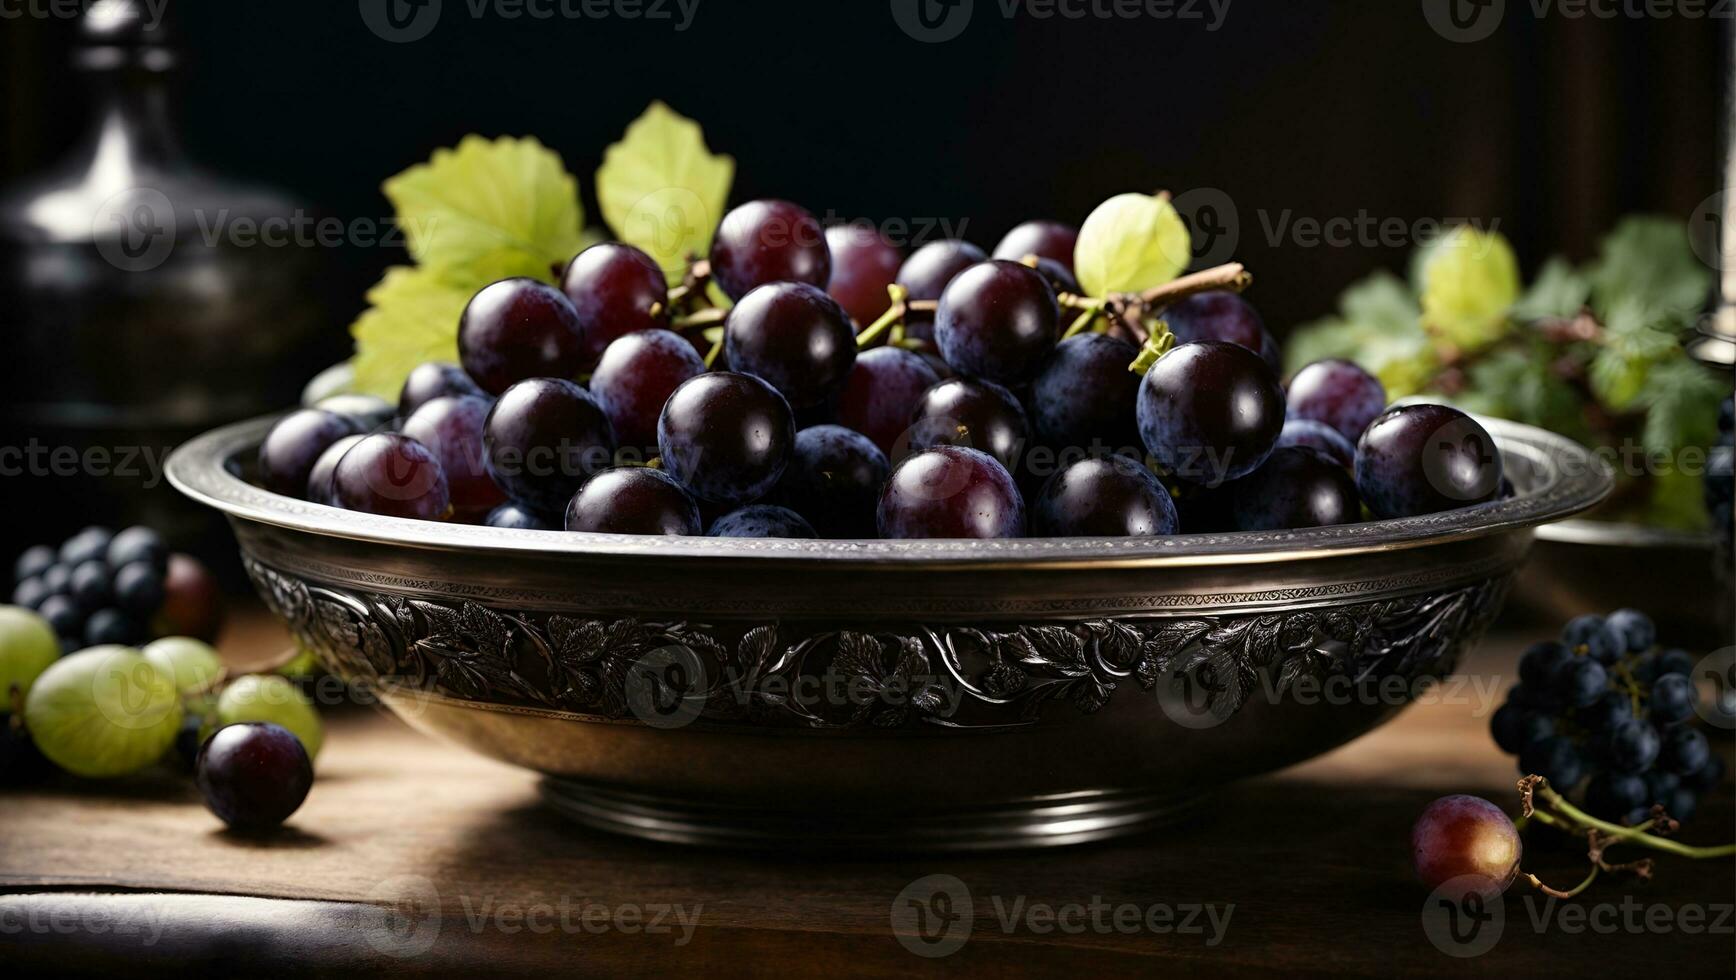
[257,194,1514,541]
[9,526,221,651]
[1490,608,1726,826]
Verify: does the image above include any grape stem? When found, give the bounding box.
[1525,865,1600,899]
[855,284,911,349]
[673,307,726,331]
[1136,262,1251,308]
[1520,775,1736,860]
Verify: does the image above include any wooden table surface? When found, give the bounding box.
[3,607,1732,978]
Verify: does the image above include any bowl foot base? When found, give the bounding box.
[538,778,1202,852]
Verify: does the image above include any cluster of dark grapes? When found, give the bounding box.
[1491,608,1724,825]
[9,526,220,651]
[258,199,1511,540]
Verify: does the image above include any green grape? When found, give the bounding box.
[1,605,60,703]
[142,637,224,694]
[212,674,323,760]
[1418,226,1519,351]
[1074,192,1190,297]
[23,645,183,778]
[275,647,322,680]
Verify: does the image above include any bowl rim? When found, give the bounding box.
[166,413,1611,568]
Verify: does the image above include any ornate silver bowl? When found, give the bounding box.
[167,415,1609,850]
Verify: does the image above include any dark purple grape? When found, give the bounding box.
[934,260,1059,384]
[11,578,50,610]
[992,220,1078,270]
[657,372,794,507]
[836,347,942,457]
[1031,257,1080,298]
[1029,333,1140,452]
[40,563,72,596]
[709,504,815,539]
[895,239,987,337]
[825,224,903,328]
[106,526,168,573]
[1518,641,1569,688]
[1033,455,1177,537]
[14,545,55,582]
[305,434,366,506]
[483,378,615,515]
[1520,735,1585,787]
[457,278,588,395]
[1553,657,1608,708]
[725,281,857,409]
[68,560,112,611]
[113,561,165,616]
[907,377,1029,473]
[1604,608,1656,653]
[1137,342,1284,487]
[403,395,507,519]
[776,424,889,538]
[877,446,1024,539]
[564,467,700,536]
[1231,447,1362,531]
[1660,727,1710,775]
[1354,404,1503,518]
[484,502,558,530]
[258,409,361,498]
[1277,418,1355,469]
[561,241,671,368]
[1584,772,1648,821]
[39,594,82,641]
[1685,754,1725,793]
[708,199,831,301]
[1649,674,1697,726]
[1162,291,1280,372]
[589,328,705,453]
[1561,614,1621,664]
[1576,690,1631,732]
[1601,719,1660,773]
[313,393,395,432]
[58,526,113,566]
[332,433,452,520]
[84,607,141,646]
[1286,359,1387,443]
[1410,795,1521,900]
[399,361,486,418]
[195,722,314,831]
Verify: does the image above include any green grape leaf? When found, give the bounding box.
[384,135,588,278]
[1074,192,1191,297]
[1635,357,1725,453]
[1589,216,1711,321]
[349,266,476,399]
[1418,226,1520,352]
[1512,256,1591,321]
[596,101,735,281]
[1588,301,1681,411]
[1457,347,1583,440]
[1284,272,1434,396]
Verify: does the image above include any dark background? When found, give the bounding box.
[3,0,1726,340]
